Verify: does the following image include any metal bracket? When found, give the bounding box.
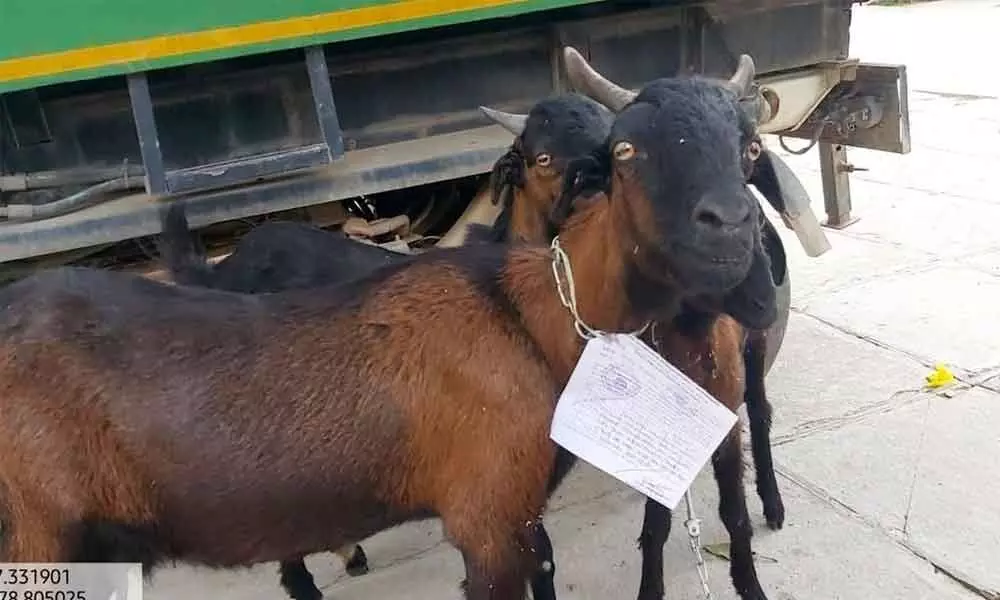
[126,44,346,198]
[819,143,860,229]
[756,59,859,135]
[126,72,168,196]
[305,45,345,161]
[778,63,910,155]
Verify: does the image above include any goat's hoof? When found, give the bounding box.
[344,545,370,576]
[735,583,769,600]
[635,587,664,600]
[764,501,785,530]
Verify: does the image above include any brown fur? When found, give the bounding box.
[651,316,745,409]
[0,159,689,600]
[507,144,565,244]
[0,77,769,600]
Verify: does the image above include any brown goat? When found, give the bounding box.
[151,92,615,600]
[0,46,769,600]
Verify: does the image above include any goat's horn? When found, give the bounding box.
[759,86,780,125]
[562,46,637,112]
[479,107,528,136]
[726,54,756,97]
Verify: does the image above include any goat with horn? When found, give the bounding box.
[558,45,784,600]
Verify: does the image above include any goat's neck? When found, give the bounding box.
[555,199,640,333]
[506,196,658,385]
[505,188,553,244]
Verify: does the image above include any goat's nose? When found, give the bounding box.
[693,196,750,233]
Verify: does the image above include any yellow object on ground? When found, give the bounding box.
[925,363,956,388]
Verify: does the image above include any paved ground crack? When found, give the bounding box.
[770,388,933,447]
[795,310,1000,399]
[897,540,1000,600]
[792,310,941,371]
[775,466,999,599]
[901,395,932,535]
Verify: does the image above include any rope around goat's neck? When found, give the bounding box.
[550,235,651,341]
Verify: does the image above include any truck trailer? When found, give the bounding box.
[0,0,910,278]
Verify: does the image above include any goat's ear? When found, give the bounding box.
[489,149,524,206]
[747,148,786,215]
[760,214,787,287]
[721,223,778,331]
[552,154,607,226]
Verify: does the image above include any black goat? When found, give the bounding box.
[158,215,405,295]
[559,47,789,599]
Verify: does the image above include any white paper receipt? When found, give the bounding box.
[550,333,738,510]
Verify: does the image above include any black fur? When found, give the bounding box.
[636,499,672,600]
[713,434,762,600]
[721,218,778,331]
[157,204,407,294]
[527,521,557,600]
[488,93,614,241]
[343,545,370,576]
[744,330,784,529]
[557,127,778,331]
[66,518,166,574]
[611,80,761,298]
[519,93,613,170]
[279,559,323,600]
[744,148,788,215]
[741,150,788,531]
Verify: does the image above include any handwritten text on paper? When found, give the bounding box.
[550,333,738,510]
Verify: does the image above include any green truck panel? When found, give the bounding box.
[0,0,600,93]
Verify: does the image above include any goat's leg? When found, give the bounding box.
[458,534,533,600]
[527,520,556,600]
[713,429,768,600]
[279,558,323,600]
[279,544,366,600]
[635,498,673,600]
[446,474,545,599]
[333,542,370,576]
[743,336,784,529]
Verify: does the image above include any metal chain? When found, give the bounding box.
[550,235,650,340]
[551,236,601,340]
[648,324,713,599]
[555,240,708,595]
[684,491,713,599]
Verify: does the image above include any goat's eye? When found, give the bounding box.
[535,153,552,167]
[746,140,762,161]
[613,141,636,161]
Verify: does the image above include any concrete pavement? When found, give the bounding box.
[145,1,1000,598]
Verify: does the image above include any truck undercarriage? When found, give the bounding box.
[0,0,909,280]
